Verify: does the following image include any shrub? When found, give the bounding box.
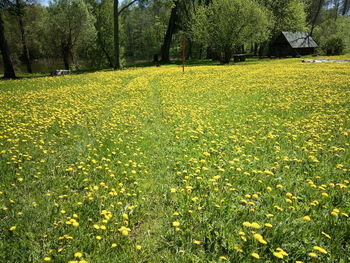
[322,36,345,55]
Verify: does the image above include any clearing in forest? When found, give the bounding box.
[0,58,350,262]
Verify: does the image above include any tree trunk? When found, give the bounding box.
[343,0,349,15]
[310,0,324,36]
[220,45,232,64]
[18,16,32,73]
[334,0,340,20]
[16,0,32,73]
[114,0,121,69]
[186,39,192,60]
[0,12,16,79]
[161,0,178,63]
[97,32,113,68]
[254,43,258,56]
[61,41,70,70]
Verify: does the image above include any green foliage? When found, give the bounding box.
[323,36,345,55]
[86,0,114,68]
[122,0,170,60]
[314,16,350,55]
[191,0,271,63]
[47,0,96,69]
[260,0,307,35]
[2,4,48,62]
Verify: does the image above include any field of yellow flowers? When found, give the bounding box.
[0,58,350,263]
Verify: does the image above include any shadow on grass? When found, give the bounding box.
[1,58,264,80]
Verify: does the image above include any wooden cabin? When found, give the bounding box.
[271,32,318,57]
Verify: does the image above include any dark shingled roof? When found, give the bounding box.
[282,32,318,49]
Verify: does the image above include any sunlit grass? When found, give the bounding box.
[0,57,349,262]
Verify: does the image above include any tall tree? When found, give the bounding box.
[0,7,16,79]
[342,0,350,15]
[94,0,114,67]
[310,0,324,35]
[48,0,96,70]
[260,0,306,35]
[191,0,270,63]
[13,0,32,73]
[114,0,120,69]
[114,0,142,69]
[160,0,179,63]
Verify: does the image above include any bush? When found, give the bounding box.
[322,36,345,55]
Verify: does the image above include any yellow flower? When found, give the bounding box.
[243,221,252,227]
[313,246,327,254]
[276,248,287,255]
[303,216,311,221]
[250,222,261,229]
[253,233,267,244]
[321,232,331,239]
[74,252,83,258]
[273,252,284,259]
[111,243,117,248]
[308,252,318,258]
[170,188,176,193]
[251,252,260,259]
[135,245,142,250]
[264,223,273,228]
[43,257,51,261]
[9,226,16,231]
[193,240,201,245]
[172,221,180,227]
[118,226,131,236]
[219,256,228,260]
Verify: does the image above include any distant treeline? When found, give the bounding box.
[1,0,350,77]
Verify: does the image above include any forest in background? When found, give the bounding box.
[1,0,350,75]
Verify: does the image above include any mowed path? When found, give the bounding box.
[0,59,350,262]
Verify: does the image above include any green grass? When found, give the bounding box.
[0,57,350,263]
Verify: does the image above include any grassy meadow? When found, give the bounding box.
[0,58,350,263]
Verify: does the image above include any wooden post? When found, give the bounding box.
[182,37,185,72]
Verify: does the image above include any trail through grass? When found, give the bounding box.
[1,58,350,263]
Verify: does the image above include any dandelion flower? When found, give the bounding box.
[251,252,260,259]
[321,232,331,239]
[308,252,318,258]
[172,221,180,227]
[273,252,284,259]
[313,246,327,254]
[250,222,261,229]
[253,233,267,244]
[303,216,311,222]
